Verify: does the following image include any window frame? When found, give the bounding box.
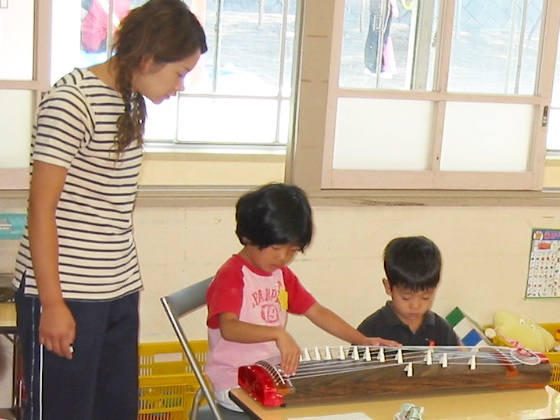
[289,0,560,193]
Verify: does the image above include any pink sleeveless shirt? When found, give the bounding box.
[205,254,316,392]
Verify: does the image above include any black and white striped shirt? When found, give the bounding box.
[13,68,144,301]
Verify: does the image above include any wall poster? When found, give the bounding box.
[526,228,560,298]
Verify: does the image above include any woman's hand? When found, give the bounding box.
[39,302,76,359]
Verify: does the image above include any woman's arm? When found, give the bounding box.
[28,161,75,359]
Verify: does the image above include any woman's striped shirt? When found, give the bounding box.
[13,68,144,301]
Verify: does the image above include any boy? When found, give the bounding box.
[205,183,400,411]
[357,236,460,346]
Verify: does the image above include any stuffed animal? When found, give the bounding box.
[484,310,557,353]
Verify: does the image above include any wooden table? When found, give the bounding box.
[229,385,560,419]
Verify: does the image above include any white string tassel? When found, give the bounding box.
[405,362,413,377]
[314,347,321,361]
[378,347,385,363]
[441,352,448,368]
[425,349,433,365]
[396,348,403,364]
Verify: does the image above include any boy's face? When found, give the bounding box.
[383,279,436,326]
[241,243,300,273]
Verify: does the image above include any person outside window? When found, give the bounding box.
[364,0,399,79]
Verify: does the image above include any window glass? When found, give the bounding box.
[0,0,34,80]
[51,0,140,82]
[143,96,179,141]
[145,0,297,148]
[201,0,293,97]
[548,109,560,151]
[176,97,280,144]
[441,102,533,172]
[339,0,440,90]
[333,98,434,170]
[51,1,97,82]
[448,0,544,95]
[339,0,544,94]
[0,90,33,168]
[547,29,560,152]
[80,0,131,59]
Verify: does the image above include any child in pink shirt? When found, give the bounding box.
[205,183,400,411]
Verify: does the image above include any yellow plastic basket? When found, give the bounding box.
[539,323,560,363]
[540,323,560,391]
[549,363,560,392]
[138,340,208,420]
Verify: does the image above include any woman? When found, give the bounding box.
[12,1,207,418]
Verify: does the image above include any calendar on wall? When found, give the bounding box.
[526,228,560,298]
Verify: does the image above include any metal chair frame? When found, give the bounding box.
[160,277,224,420]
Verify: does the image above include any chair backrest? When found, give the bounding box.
[160,277,224,420]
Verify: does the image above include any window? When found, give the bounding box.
[0,0,299,189]
[146,0,298,153]
[4,0,560,193]
[51,0,299,153]
[290,0,558,191]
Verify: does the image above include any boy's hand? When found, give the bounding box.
[276,331,301,376]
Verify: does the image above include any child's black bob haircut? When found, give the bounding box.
[235,183,313,250]
[383,236,441,292]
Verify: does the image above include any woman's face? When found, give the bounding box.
[132,51,202,104]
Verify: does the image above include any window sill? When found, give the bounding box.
[4,185,560,208]
[134,187,560,208]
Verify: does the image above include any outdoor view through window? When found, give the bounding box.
[340,0,542,94]
[50,0,560,154]
[65,0,298,150]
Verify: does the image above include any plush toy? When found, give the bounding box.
[484,310,557,353]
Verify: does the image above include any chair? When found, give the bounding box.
[160,277,227,420]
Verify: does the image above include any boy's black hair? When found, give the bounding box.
[383,236,441,292]
[235,183,313,250]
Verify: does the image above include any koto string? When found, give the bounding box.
[268,346,542,381]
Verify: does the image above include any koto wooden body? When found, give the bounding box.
[237,346,552,407]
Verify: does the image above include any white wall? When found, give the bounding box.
[134,204,560,346]
[2,202,560,404]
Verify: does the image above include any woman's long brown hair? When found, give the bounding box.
[110,0,207,155]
